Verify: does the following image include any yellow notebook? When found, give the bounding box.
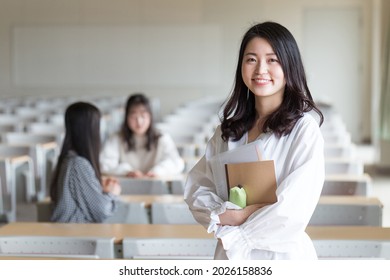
[225,160,277,205]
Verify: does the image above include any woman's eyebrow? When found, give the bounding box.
[244,52,277,56]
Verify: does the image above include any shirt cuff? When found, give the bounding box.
[216,226,253,259]
[207,201,242,233]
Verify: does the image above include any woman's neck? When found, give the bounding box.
[247,96,282,143]
[254,95,282,117]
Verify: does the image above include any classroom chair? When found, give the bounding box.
[2,133,59,200]
[0,174,5,222]
[0,145,36,203]
[122,238,217,259]
[324,143,357,159]
[0,114,36,132]
[151,202,197,224]
[47,113,64,126]
[322,174,372,196]
[35,199,54,222]
[175,143,197,158]
[103,201,150,224]
[0,159,14,222]
[13,106,52,122]
[0,156,36,222]
[118,178,170,195]
[0,235,115,259]
[170,179,185,195]
[309,196,383,226]
[0,124,17,142]
[26,122,65,147]
[325,159,364,175]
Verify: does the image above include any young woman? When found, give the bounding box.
[50,102,121,223]
[185,21,325,259]
[100,93,184,178]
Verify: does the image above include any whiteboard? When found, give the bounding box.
[12,25,221,87]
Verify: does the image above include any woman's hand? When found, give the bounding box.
[126,170,145,178]
[145,171,156,178]
[126,170,156,178]
[218,204,265,226]
[102,176,121,196]
[109,183,121,196]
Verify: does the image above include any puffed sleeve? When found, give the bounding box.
[184,127,241,233]
[215,116,325,259]
[100,133,134,175]
[149,133,185,176]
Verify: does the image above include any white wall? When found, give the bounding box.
[0,0,375,142]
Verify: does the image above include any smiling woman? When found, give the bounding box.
[100,93,185,178]
[241,37,286,142]
[184,21,326,260]
[241,37,286,98]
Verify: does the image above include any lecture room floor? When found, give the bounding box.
[1,145,390,227]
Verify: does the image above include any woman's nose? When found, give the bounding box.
[136,116,145,125]
[256,61,268,74]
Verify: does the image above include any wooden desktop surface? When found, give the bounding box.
[305,226,390,240]
[318,195,383,206]
[0,155,31,164]
[120,194,184,207]
[324,173,371,182]
[108,173,186,182]
[39,194,382,210]
[0,223,212,244]
[1,223,390,244]
[122,195,382,207]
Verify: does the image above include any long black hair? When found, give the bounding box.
[221,21,323,141]
[120,93,161,151]
[50,102,102,202]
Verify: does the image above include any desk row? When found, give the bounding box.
[115,174,374,196]
[0,223,390,259]
[36,194,383,226]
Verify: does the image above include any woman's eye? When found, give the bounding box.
[247,57,256,62]
[268,58,279,63]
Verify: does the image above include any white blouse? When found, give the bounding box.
[100,132,184,176]
[184,113,325,260]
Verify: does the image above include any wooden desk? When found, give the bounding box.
[120,194,184,207]
[1,223,390,259]
[325,173,372,182]
[2,223,390,242]
[318,195,382,206]
[0,223,211,258]
[323,173,372,196]
[306,226,390,240]
[106,173,186,183]
[40,194,184,206]
[0,222,212,244]
[123,194,384,208]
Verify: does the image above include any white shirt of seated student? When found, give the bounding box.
[184,113,324,260]
[100,132,184,176]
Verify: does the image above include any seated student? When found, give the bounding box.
[50,102,121,223]
[100,93,184,178]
